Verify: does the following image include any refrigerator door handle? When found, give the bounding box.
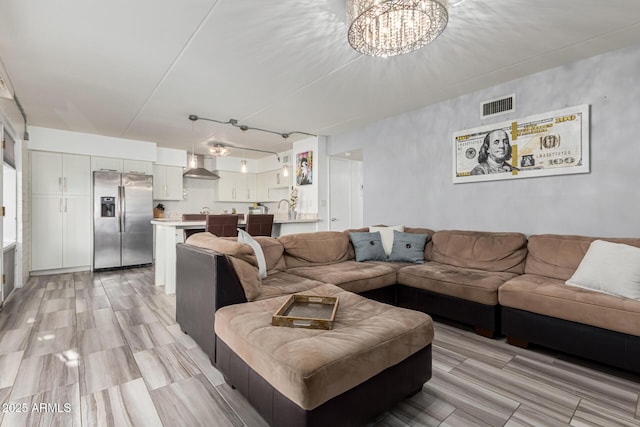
[118,186,123,232]
[121,186,126,232]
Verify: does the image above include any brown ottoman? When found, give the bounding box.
[214,283,433,427]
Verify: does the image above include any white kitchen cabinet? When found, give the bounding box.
[256,169,289,201]
[31,151,91,271]
[123,159,153,175]
[92,157,153,175]
[216,171,256,202]
[153,165,183,200]
[91,156,123,172]
[63,196,92,267]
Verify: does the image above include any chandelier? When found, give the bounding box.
[209,143,231,157]
[347,0,449,57]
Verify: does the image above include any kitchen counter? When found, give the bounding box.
[151,217,319,294]
[151,217,319,227]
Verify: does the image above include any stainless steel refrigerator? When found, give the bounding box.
[93,171,153,270]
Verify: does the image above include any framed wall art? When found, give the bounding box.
[296,151,313,185]
[452,104,590,184]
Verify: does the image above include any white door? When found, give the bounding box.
[329,158,352,231]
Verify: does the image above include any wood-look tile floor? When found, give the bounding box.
[0,267,638,426]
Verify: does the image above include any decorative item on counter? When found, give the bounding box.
[153,203,165,218]
[289,186,298,220]
[249,203,268,215]
[200,207,210,214]
[231,208,237,214]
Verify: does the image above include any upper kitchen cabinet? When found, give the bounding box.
[216,171,257,202]
[256,169,289,201]
[31,151,91,271]
[124,160,153,175]
[32,151,90,196]
[153,164,183,200]
[92,156,153,175]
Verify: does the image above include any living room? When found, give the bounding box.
[1,0,640,426]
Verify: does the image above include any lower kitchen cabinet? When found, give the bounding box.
[31,194,91,271]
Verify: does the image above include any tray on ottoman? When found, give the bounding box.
[272,295,339,330]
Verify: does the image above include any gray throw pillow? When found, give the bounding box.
[388,231,430,263]
[349,232,387,262]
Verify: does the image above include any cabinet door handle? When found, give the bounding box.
[64,198,67,212]
[59,177,62,192]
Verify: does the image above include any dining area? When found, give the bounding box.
[151,213,319,294]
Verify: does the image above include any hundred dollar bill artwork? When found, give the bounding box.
[452,104,589,183]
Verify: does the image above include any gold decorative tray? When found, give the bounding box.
[272,295,339,330]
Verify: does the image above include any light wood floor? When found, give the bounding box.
[0,267,638,426]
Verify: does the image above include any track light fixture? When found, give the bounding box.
[188,114,316,139]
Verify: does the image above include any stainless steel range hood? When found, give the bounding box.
[183,154,220,180]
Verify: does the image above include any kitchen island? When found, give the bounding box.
[151,217,320,294]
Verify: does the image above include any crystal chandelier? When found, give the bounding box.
[209,143,231,157]
[347,0,449,57]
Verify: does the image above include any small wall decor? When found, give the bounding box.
[296,151,313,185]
[452,104,590,184]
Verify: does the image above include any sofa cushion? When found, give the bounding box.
[253,236,287,275]
[185,232,261,301]
[345,226,435,261]
[349,232,387,262]
[255,272,327,301]
[287,261,397,294]
[397,261,519,305]
[565,240,640,299]
[279,232,353,268]
[369,225,404,256]
[214,283,433,410]
[431,230,527,274]
[388,231,430,264]
[525,234,640,281]
[238,230,267,279]
[499,274,640,337]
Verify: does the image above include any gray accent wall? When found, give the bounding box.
[327,44,640,237]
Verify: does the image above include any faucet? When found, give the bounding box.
[278,199,289,210]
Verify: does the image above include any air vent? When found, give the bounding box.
[282,155,290,163]
[481,94,515,118]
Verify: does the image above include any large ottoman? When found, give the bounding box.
[214,283,433,427]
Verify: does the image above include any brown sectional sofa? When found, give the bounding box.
[396,230,527,336]
[500,234,640,373]
[176,228,640,380]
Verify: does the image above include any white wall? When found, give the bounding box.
[292,136,327,229]
[29,127,157,161]
[328,44,640,238]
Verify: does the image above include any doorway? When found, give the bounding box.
[328,157,363,231]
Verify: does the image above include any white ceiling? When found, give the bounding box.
[1,0,640,159]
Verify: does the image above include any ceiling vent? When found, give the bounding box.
[481,94,515,118]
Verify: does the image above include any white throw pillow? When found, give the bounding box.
[565,239,640,299]
[237,229,267,279]
[369,225,404,256]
